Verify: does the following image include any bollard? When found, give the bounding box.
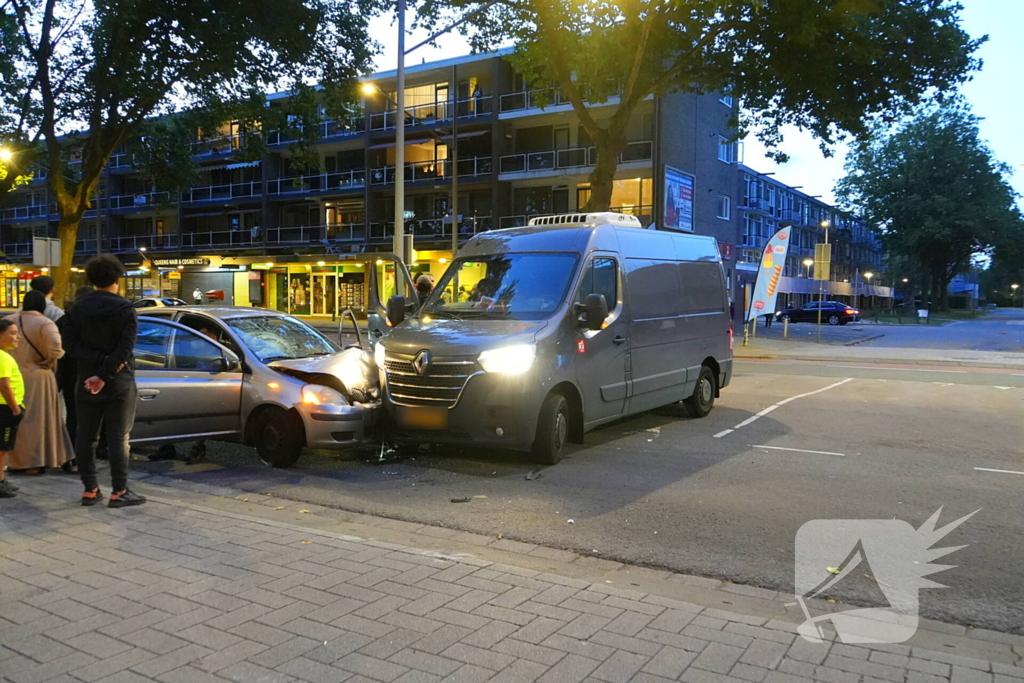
[750,319,756,338]
[743,321,749,346]
[783,318,789,339]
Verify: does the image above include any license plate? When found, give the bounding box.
[399,407,448,430]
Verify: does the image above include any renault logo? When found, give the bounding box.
[412,349,432,376]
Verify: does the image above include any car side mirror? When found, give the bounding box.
[387,295,407,327]
[577,293,609,331]
[214,351,240,372]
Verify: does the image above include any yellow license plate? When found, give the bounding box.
[400,407,448,430]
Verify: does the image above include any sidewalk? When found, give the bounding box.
[734,339,1024,369]
[2,476,1023,683]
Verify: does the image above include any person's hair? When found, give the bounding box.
[84,254,124,288]
[30,275,55,295]
[74,285,94,300]
[0,320,16,336]
[415,273,434,295]
[22,289,47,313]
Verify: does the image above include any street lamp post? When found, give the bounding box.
[816,220,829,343]
[1013,283,1019,308]
[394,0,406,264]
[802,258,813,279]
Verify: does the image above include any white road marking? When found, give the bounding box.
[932,382,955,387]
[753,445,846,457]
[993,386,1013,390]
[974,467,1024,476]
[824,365,967,373]
[714,378,854,438]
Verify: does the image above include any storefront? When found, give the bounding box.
[0,268,34,308]
[263,263,368,317]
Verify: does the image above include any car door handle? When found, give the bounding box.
[613,336,627,345]
[139,390,160,401]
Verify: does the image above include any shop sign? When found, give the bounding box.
[719,243,734,260]
[152,258,211,267]
[168,271,181,280]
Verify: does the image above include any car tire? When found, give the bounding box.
[684,366,716,418]
[533,393,569,465]
[828,315,841,326]
[781,314,792,323]
[254,408,304,468]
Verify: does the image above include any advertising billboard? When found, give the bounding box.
[663,165,695,232]
[746,227,792,322]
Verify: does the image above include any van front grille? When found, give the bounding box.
[384,356,479,408]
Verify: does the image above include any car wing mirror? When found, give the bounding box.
[386,295,407,327]
[215,351,241,372]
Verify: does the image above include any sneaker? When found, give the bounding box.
[81,488,104,506]
[1,477,19,492]
[108,489,146,508]
[0,483,15,498]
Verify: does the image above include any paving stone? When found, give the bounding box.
[692,642,745,674]
[493,638,568,666]
[65,630,134,659]
[538,654,602,683]
[681,667,750,683]
[811,665,860,683]
[786,639,832,666]
[473,604,537,626]
[7,634,78,663]
[441,642,517,672]
[74,647,157,682]
[250,636,322,669]
[194,639,270,672]
[588,632,662,657]
[389,649,464,677]
[822,654,905,682]
[131,643,215,678]
[907,671,948,683]
[157,664,245,683]
[724,623,795,646]
[730,663,770,682]
[336,652,413,682]
[647,610,697,634]
[447,590,502,614]
[683,625,753,649]
[558,615,613,640]
[741,641,789,670]
[690,615,728,630]
[441,664,497,683]
[394,671,443,683]
[952,666,995,683]
[304,633,376,665]
[590,651,650,683]
[635,628,709,653]
[462,620,520,649]
[219,660,299,683]
[332,615,399,639]
[642,646,697,679]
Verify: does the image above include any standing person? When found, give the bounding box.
[0,320,25,498]
[4,291,73,475]
[414,273,435,305]
[30,275,64,322]
[62,255,145,508]
[192,287,203,305]
[56,285,95,468]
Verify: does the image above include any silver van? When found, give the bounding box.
[374,212,733,464]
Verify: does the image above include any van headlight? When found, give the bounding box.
[373,341,386,368]
[478,344,536,375]
[301,384,345,405]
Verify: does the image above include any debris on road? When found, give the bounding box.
[451,497,471,503]
[274,506,284,510]
[567,519,575,524]
[827,566,841,574]
[526,470,542,481]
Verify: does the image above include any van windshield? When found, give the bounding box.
[422,253,579,321]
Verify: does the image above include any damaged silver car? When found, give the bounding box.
[131,308,380,467]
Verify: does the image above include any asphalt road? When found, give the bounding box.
[133,359,1024,634]
[857,307,1024,351]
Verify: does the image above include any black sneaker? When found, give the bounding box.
[108,489,146,508]
[1,477,19,492]
[81,488,103,506]
[0,482,15,498]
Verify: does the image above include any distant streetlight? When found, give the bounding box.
[902,278,908,283]
[1013,283,1020,308]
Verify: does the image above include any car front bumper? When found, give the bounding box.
[296,400,380,449]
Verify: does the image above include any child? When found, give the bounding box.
[0,319,26,498]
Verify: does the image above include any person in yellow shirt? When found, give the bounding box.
[0,319,26,498]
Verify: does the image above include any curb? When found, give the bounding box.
[843,333,886,346]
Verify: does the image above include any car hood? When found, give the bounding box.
[268,348,378,402]
[382,318,548,357]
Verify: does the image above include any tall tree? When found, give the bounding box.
[1,0,381,301]
[419,0,983,212]
[837,102,1023,310]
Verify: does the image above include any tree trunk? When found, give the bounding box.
[583,137,627,212]
[53,215,81,307]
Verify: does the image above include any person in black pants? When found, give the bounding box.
[56,285,95,472]
[61,255,145,508]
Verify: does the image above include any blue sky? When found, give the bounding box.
[369,0,1022,207]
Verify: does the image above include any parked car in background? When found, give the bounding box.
[132,308,379,467]
[133,297,188,308]
[775,301,860,325]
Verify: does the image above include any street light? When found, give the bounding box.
[802,258,813,278]
[1013,283,1019,307]
[862,271,873,313]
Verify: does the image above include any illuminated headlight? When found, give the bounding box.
[478,344,536,375]
[373,341,386,368]
[301,384,345,405]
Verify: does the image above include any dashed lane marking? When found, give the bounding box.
[714,378,854,438]
[752,445,846,457]
[975,467,1024,476]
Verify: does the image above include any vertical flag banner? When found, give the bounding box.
[746,227,791,322]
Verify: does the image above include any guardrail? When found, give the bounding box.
[109,234,179,252]
[266,224,366,245]
[267,118,364,145]
[267,170,365,195]
[0,242,33,257]
[498,141,652,174]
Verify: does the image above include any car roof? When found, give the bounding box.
[151,306,293,320]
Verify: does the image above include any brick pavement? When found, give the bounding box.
[2,476,1023,683]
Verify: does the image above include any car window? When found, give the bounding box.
[135,321,171,369]
[178,314,243,358]
[169,328,225,371]
[135,300,156,307]
[803,302,819,309]
[140,310,175,319]
[577,257,617,312]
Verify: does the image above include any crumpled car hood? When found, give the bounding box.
[269,347,378,402]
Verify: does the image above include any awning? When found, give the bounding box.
[197,160,262,172]
[366,130,489,150]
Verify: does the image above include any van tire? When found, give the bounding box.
[684,366,716,418]
[254,408,304,468]
[533,393,569,465]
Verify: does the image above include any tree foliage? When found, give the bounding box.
[837,102,1023,310]
[419,0,983,212]
[1,0,381,300]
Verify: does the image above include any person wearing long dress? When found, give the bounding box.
[4,290,74,474]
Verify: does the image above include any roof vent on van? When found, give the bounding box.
[527,212,643,229]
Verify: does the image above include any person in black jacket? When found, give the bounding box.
[61,255,145,508]
[56,285,96,473]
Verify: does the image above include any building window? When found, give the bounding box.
[715,195,731,220]
[718,137,738,163]
[720,93,734,108]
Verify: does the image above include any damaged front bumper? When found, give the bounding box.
[295,399,381,449]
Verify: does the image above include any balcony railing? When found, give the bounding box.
[266,224,366,246]
[182,182,262,203]
[0,205,49,221]
[740,197,774,214]
[369,96,493,131]
[107,192,172,210]
[368,215,493,242]
[191,134,245,156]
[0,242,33,257]
[499,88,572,113]
[267,170,365,195]
[267,117,365,145]
[498,141,653,175]
[75,238,100,253]
[108,234,180,252]
[370,156,493,186]
[498,205,653,230]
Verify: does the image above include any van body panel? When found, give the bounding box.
[382,318,546,358]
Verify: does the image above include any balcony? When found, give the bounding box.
[498,141,652,176]
[0,205,49,221]
[107,192,172,210]
[267,117,365,145]
[266,224,366,246]
[109,234,180,252]
[181,181,262,203]
[191,134,244,157]
[267,170,365,196]
[779,209,803,224]
[0,242,33,258]
[369,96,493,132]
[740,197,774,215]
[368,215,493,242]
[370,156,493,186]
[499,88,571,114]
[498,205,653,230]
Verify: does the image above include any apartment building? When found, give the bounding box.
[0,48,885,318]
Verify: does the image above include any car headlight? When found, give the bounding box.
[301,384,345,405]
[478,344,536,375]
[373,341,386,368]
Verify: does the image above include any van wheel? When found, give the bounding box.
[828,315,841,325]
[684,366,716,418]
[254,408,304,468]
[533,393,569,465]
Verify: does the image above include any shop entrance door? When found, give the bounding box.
[311,273,337,317]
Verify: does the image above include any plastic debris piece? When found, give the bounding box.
[827,566,841,575]
[300,510,310,514]
[302,541,313,544]
[474,495,487,499]
[451,497,471,503]
[567,519,575,524]
[274,506,285,510]
[526,470,542,481]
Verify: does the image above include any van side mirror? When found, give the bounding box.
[578,293,609,331]
[386,295,407,327]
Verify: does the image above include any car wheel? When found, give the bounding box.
[828,315,841,326]
[781,314,791,323]
[533,393,569,465]
[254,408,304,468]
[684,366,716,418]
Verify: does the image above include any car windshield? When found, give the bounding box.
[422,253,579,321]
[225,315,336,362]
